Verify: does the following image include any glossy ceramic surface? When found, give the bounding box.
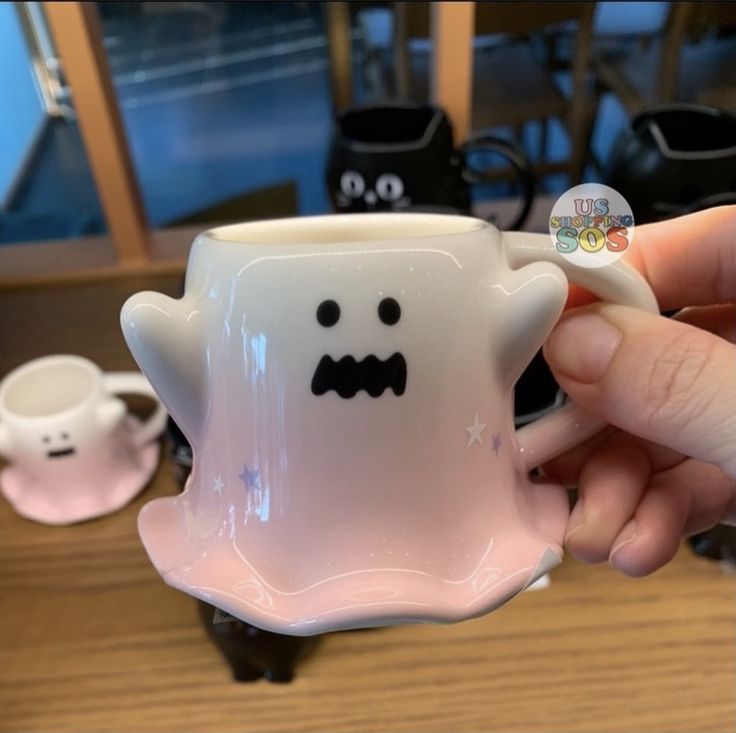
[0,355,167,525]
[121,213,657,635]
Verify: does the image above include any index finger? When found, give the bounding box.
[565,205,736,311]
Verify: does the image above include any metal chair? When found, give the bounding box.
[594,2,736,114]
[391,1,598,185]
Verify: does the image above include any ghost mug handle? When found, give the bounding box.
[502,231,659,471]
[460,136,536,231]
[102,372,168,447]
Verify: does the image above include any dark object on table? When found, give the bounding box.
[326,104,535,230]
[198,601,319,683]
[514,350,564,427]
[606,104,736,224]
[166,416,192,488]
[689,525,736,564]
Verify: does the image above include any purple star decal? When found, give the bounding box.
[239,465,260,490]
[491,433,502,456]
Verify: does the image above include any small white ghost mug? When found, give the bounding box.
[0,355,167,525]
[121,213,657,635]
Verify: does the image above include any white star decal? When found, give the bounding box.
[213,475,225,495]
[465,413,487,446]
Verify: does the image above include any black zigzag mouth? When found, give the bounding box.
[311,353,407,398]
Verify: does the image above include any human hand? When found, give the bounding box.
[541,205,736,576]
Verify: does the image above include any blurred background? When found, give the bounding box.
[0,1,734,268]
[1,5,736,729]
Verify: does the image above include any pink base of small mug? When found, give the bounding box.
[0,417,160,526]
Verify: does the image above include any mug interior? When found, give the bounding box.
[339,106,439,145]
[643,108,736,154]
[208,213,485,244]
[2,359,97,418]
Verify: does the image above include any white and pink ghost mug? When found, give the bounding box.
[121,213,657,635]
[0,355,167,525]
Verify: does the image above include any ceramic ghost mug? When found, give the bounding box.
[0,355,167,525]
[121,213,657,635]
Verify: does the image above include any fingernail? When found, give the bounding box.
[565,498,586,542]
[545,312,622,383]
[609,520,638,570]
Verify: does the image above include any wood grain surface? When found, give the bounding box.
[1,276,735,733]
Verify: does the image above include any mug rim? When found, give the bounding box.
[633,103,736,160]
[204,212,488,245]
[0,355,101,423]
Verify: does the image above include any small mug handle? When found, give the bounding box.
[103,372,168,447]
[461,136,536,231]
[502,231,659,471]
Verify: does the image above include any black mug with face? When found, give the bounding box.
[326,104,535,230]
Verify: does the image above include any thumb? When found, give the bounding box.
[543,304,736,477]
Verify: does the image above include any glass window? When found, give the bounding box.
[0,2,106,245]
[96,1,340,227]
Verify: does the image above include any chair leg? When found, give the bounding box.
[567,85,600,185]
[511,123,527,195]
[513,123,525,147]
[539,119,549,164]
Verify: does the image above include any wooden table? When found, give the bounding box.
[1,275,735,733]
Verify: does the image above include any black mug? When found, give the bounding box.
[606,104,736,223]
[326,104,535,230]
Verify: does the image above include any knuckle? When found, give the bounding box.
[710,488,736,528]
[641,333,716,429]
[686,480,736,534]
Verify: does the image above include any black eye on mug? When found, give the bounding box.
[375,173,404,202]
[340,171,365,199]
[316,299,340,327]
[378,297,401,325]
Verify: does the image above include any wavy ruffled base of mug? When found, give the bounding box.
[137,486,565,636]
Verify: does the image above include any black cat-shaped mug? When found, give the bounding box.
[326,104,535,230]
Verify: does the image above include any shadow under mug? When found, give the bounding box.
[0,354,167,525]
[326,104,535,230]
